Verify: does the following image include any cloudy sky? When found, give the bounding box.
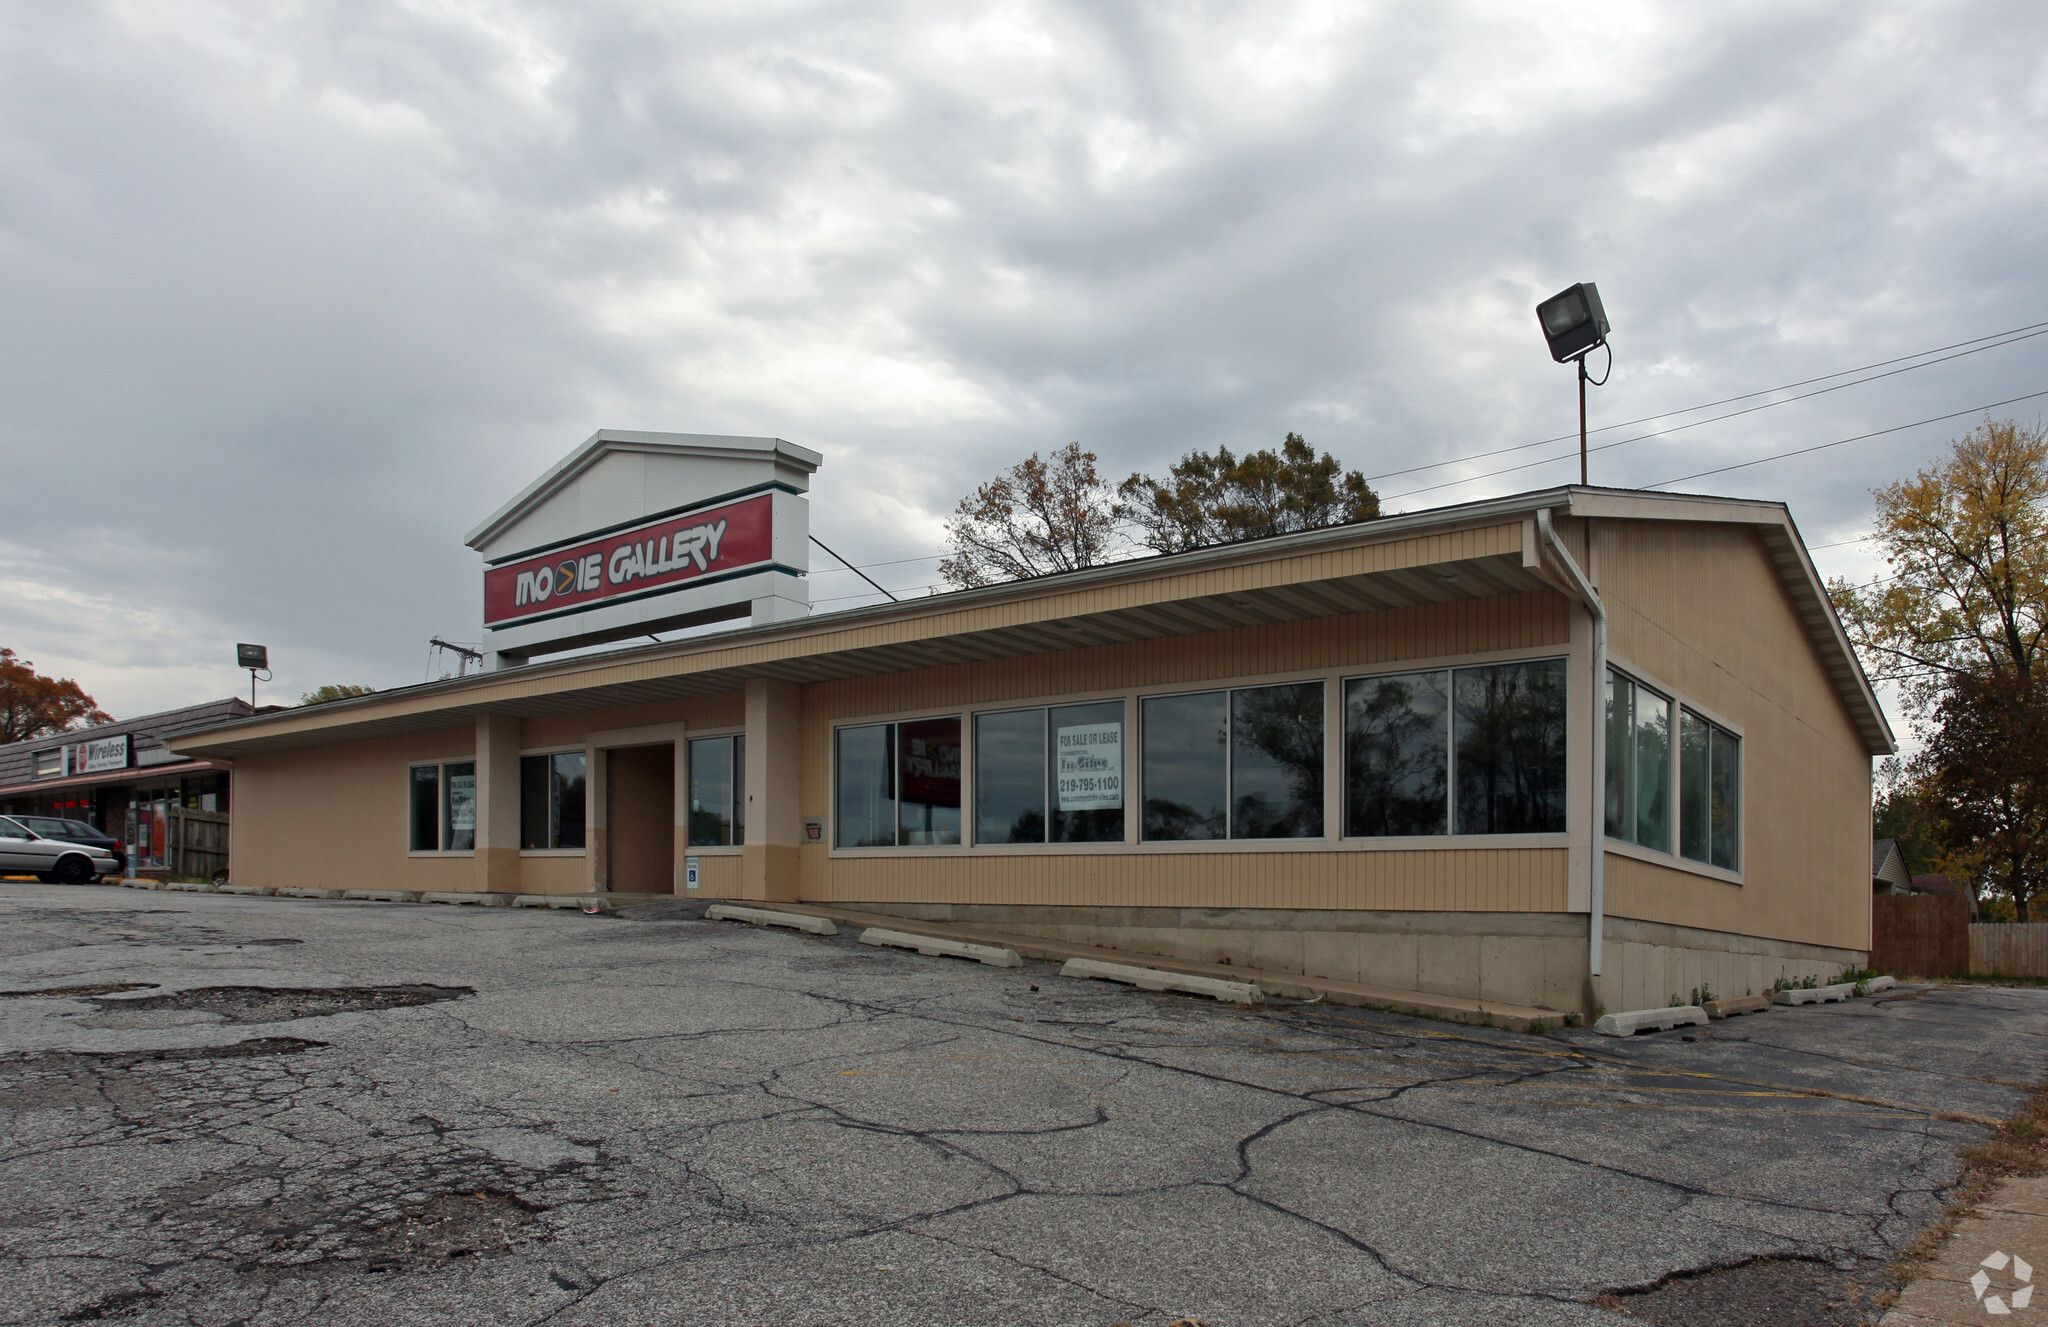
[3,0,2044,721]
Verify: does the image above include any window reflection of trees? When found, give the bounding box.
[1231,683,1324,838]
[1344,672,1448,836]
[1453,660,1567,834]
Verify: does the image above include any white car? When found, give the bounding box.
[0,816,121,884]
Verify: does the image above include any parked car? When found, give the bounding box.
[7,816,126,874]
[0,816,122,884]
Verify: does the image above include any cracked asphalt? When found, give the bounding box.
[0,884,2040,1327]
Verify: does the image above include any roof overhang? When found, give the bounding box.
[171,485,1895,760]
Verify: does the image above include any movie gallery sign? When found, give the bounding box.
[483,493,774,627]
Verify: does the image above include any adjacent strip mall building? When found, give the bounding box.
[170,431,1892,1019]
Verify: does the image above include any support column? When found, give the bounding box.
[475,714,522,896]
[742,678,803,901]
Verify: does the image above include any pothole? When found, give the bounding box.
[87,984,472,1024]
[0,983,158,999]
[0,1038,324,1110]
[1597,1255,1875,1326]
[347,1189,549,1270]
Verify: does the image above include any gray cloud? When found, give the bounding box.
[2,0,2043,715]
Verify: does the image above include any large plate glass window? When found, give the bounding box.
[688,736,745,846]
[1343,658,1567,836]
[974,708,1046,844]
[835,718,963,847]
[409,760,477,851]
[1141,682,1323,841]
[409,765,440,851]
[1604,670,1672,852]
[1679,709,1741,871]
[967,702,1127,845]
[520,751,587,850]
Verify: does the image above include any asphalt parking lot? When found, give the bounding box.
[0,884,2040,1327]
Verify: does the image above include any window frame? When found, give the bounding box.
[832,714,969,850]
[406,758,478,857]
[1602,659,1745,883]
[518,744,589,856]
[827,650,1578,858]
[683,728,746,855]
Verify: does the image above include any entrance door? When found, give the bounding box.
[607,744,675,893]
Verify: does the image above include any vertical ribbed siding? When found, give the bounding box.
[802,847,1568,912]
[1594,520,1871,952]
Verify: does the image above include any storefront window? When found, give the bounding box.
[1344,658,1566,837]
[832,719,963,848]
[974,709,1046,845]
[1048,701,1124,843]
[1679,709,1741,871]
[688,736,745,847]
[1605,670,1672,852]
[898,718,962,846]
[835,724,896,847]
[410,765,440,852]
[1139,685,1321,841]
[443,761,476,852]
[520,752,586,850]
[1343,670,1449,837]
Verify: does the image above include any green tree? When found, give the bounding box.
[939,442,1128,588]
[0,648,112,744]
[1118,433,1380,555]
[300,684,377,706]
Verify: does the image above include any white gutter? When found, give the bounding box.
[1537,508,1607,983]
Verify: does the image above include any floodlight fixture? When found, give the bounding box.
[1535,281,1614,484]
[1536,282,1609,363]
[237,643,271,706]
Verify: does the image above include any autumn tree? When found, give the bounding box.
[939,442,1128,588]
[1119,433,1380,555]
[0,648,112,744]
[1830,418,2048,715]
[300,684,377,706]
[1916,669,2048,920]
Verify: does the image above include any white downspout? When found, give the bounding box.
[1537,507,1606,990]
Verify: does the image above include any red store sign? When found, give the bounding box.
[484,492,775,627]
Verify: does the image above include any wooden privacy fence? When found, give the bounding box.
[1972,923,2048,979]
[168,807,229,881]
[1870,893,1971,977]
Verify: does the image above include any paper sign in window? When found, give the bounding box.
[1055,722,1123,810]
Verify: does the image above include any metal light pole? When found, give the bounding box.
[236,644,270,706]
[1536,282,1613,484]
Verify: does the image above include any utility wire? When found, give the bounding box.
[1643,389,2048,489]
[809,534,898,601]
[1366,318,2048,486]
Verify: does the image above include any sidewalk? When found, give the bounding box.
[1883,1176,2048,1323]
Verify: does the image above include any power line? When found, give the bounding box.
[1643,389,2048,489]
[1366,318,2048,487]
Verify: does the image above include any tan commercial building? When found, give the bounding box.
[171,433,1892,1021]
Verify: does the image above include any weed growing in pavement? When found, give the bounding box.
[1689,983,1716,1006]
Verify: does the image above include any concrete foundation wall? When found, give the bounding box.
[845,902,1864,1017]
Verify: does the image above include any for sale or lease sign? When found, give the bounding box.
[1055,722,1123,810]
[483,493,776,627]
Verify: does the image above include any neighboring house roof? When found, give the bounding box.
[168,483,1897,760]
[1872,839,1913,891]
[0,698,258,792]
[1909,874,1962,896]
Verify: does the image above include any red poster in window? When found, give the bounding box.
[899,718,962,808]
[483,492,776,627]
